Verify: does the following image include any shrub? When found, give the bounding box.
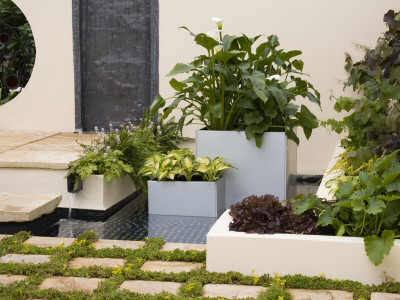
[229,194,316,234]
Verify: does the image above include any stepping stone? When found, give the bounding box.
[24,237,75,248]
[68,257,126,269]
[0,235,9,240]
[94,239,144,250]
[371,293,400,300]
[119,280,181,295]
[203,284,266,299]
[140,261,203,273]
[0,254,51,265]
[289,289,353,300]
[161,243,206,252]
[39,276,103,294]
[0,274,27,285]
[0,193,61,222]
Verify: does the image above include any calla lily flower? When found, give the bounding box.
[211,17,226,30]
[214,45,223,52]
[267,75,280,81]
[206,30,223,39]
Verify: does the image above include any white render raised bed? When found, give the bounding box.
[206,210,400,285]
[196,130,297,208]
[148,178,225,217]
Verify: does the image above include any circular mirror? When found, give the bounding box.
[0,0,36,105]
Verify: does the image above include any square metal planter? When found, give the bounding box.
[196,130,297,208]
[148,178,225,217]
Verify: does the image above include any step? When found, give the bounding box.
[0,192,61,222]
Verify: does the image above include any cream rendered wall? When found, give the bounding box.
[0,0,75,132]
[159,0,400,175]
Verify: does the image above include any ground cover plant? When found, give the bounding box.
[151,18,320,147]
[0,231,399,299]
[67,111,186,192]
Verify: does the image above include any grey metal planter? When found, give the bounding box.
[196,130,297,208]
[147,178,225,217]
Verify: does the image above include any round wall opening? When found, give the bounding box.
[0,0,36,105]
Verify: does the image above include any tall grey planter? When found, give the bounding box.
[196,130,297,208]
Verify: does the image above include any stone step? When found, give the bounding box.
[0,193,61,222]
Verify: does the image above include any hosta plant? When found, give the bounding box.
[151,18,320,147]
[138,148,234,182]
[229,194,317,234]
[294,151,400,266]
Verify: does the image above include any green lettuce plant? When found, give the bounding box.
[151,18,321,147]
[294,151,400,266]
[138,148,234,182]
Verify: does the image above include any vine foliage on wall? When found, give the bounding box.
[0,0,35,105]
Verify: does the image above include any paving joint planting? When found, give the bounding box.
[0,234,398,299]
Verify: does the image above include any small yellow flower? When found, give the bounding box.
[278,296,284,300]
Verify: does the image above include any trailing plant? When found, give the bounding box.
[67,111,186,192]
[151,18,321,147]
[229,194,317,234]
[323,10,400,158]
[138,148,234,182]
[294,151,400,266]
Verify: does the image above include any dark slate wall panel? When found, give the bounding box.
[80,0,157,131]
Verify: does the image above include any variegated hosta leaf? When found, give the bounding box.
[183,156,193,168]
[196,164,208,173]
[161,158,171,168]
[196,157,210,165]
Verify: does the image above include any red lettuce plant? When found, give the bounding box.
[229,194,316,234]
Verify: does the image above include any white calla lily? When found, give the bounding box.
[267,75,280,81]
[211,17,226,30]
[214,45,223,52]
[206,30,223,38]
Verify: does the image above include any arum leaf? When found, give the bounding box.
[209,103,222,118]
[244,70,266,89]
[372,150,399,172]
[194,33,220,51]
[364,230,394,266]
[150,93,166,117]
[254,88,269,103]
[382,164,400,186]
[167,63,194,76]
[244,111,264,125]
[169,78,187,91]
[269,86,286,113]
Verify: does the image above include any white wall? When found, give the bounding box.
[0,0,75,132]
[159,0,400,175]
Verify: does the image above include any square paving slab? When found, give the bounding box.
[289,289,353,300]
[119,280,181,295]
[94,239,144,250]
[161,242,206,252]
[140,261,204,273]
[24,237,75,247]
[0,131,58,154]
[0,254,51,265]
[39,276,103,294]
[203,284,266,299]
[68,257,126,269]
[0,193,61,222]
[371,293,400,300]
[0,274,27,285]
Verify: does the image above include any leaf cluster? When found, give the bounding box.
[294,151,400,266]
[229,194,317,234]
[67,111,186,192]
[139,148,234,182]
[323,9,400,156]
[151,22,320,147]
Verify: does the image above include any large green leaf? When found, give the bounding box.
[194,33,220,51]
[150,93,166,117]
[372,150,399,172]
[269,86,286,113]
[214,50,244,63]
[365,198,386,215]
[267,34,280,48]
[335,181,354,199]
[244,70,266,90]
[254,88,269,103]
[351,198,365,211]
[364,230,394,266]
[382,164,400,186]
[167,63,194,76]
[209,103,222,118]
[222,34,238,51]
[169,78,187,91]
[292,59,304,71]
[244,111,264,125]
[279,50,302,61]
[377,194,400,202]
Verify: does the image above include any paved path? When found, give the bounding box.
[0,235,398,299]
